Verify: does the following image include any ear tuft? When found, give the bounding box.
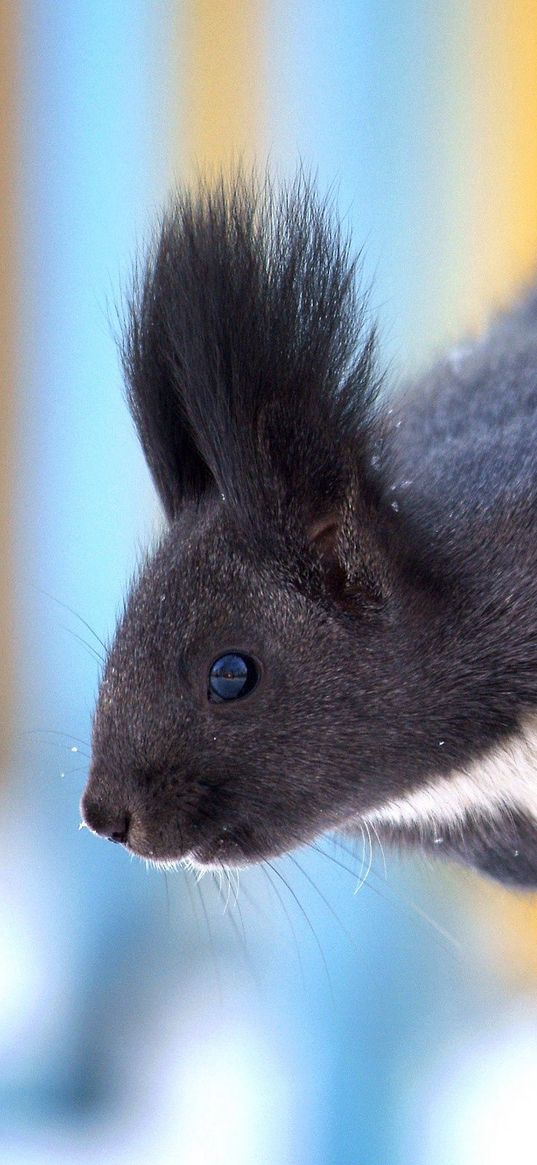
[120,169,383,524]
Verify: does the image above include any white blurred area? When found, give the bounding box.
[418,1000,537,1164]
[2,763,537,1164]
[2,961,302,1164]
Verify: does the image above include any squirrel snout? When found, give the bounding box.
[81,796,131,846]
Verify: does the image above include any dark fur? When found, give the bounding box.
[81,172,537,886]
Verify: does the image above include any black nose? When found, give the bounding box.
[81,797,131,845]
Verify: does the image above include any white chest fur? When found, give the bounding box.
[362,713,537,836]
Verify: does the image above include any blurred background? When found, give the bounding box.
[2,2,537,1162]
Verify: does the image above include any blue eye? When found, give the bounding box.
[208,653,259,702]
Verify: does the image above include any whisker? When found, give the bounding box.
[223,866,233,913]
[195,878,222,1001]
[211,870,258,984]
[217,866,246,939]
[313,838,461,954]
[215,865,224,894]
[62,747,91,761]
[356,818,374,893]
[401,893,462,952]
[368,819,388,880]
[287,852,359,954]
[262,862,306,990]
[162,870,171,925]
[332,832,383,885]
[356,822,367,888]
[182,863,204,944]
[231,866,241,910]
[266,859,334,1002]
[36,587,108,653]
[59,624,105,666]
[23,729,92,749]
[229,867,268,923]
[231,876,248,943]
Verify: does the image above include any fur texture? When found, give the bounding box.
[81,172,537,886]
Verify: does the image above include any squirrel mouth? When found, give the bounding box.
[119,823,246,869]
[187,834,247,870]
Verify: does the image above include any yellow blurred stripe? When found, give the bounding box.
[180,0,265,176]
[470,0,537,309]
[464,1,537,978]
[0,3,18,765]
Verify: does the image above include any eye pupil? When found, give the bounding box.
[209,653,258,702]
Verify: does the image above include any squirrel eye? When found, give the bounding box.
[208,653,259,702]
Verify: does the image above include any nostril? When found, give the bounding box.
[108,814,131,845]
[81,797,131,845]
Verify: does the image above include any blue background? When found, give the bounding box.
[2,4,537,1162]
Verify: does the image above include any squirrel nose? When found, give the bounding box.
[81,797,131,845]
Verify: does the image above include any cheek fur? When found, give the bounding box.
[363,711,537,838]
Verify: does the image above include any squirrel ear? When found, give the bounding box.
[309,516,342,571]
[309,515,350,604]
[308,506,388,608]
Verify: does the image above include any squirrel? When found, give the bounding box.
[81,171,537,888]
